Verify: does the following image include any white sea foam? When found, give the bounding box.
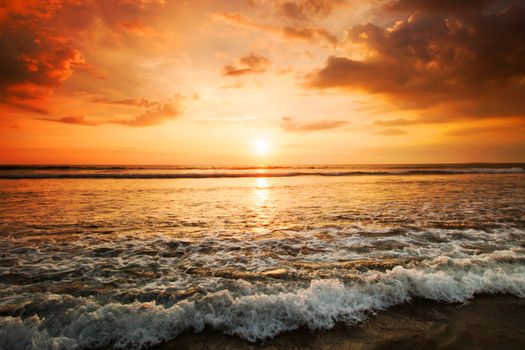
[1,256,525,350]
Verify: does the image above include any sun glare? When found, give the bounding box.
[253,139,270,155]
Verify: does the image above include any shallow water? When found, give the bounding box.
[1,165,524,349]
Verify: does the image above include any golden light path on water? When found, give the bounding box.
[253,177,273,235]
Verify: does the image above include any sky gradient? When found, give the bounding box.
[1,0,524,165]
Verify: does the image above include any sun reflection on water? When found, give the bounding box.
[254,177,269,206]
[251,177,274,236]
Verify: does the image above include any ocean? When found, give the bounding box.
[1,164,524,349]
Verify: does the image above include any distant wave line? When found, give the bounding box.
[1,168,523,179]
[1,164,523,171]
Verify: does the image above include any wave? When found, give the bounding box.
[1,251,524,350]
[0,167,523,179]
[0,165,298,171]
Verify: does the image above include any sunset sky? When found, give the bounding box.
[1,0,524,165]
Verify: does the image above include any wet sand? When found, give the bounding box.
[151,296,525,350]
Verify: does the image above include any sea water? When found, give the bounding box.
[1,164,524,349]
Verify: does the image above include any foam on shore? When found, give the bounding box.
[1,254,524,350]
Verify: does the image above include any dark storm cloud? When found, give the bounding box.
[383,0,493,13]
[307,0,525,118]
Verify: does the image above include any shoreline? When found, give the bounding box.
[148,295,525,350]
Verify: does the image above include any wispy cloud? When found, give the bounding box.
[37,116,102,126]
[280,116,347,132]
[112,99,183,127]
[214,12,338,46]
[37,96,184,127]
[373,118,421,127]
[446,121,525,137]
[375,128,407,136]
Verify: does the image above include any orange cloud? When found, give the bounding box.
[279,0,345,22]
[0,14,84,109]
[222,53,271,76]
[0,0,167,114]
[38,96,184,127]
[215,12,338,45]
[112,99,183,127]
[282,26,337,45]
[376,128,407,136]
[446,120,525,137]
[94,98,161,108]
[281,116,347,132]
[373,118,423,127]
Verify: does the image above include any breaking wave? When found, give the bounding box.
[1,251,524,350]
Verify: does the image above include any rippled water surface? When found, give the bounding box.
[1,165,524,349]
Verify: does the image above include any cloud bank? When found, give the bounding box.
[307,0,525,119]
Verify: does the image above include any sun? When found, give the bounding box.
[253,139,270,155]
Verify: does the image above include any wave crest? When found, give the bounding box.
[2,260,524,350]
